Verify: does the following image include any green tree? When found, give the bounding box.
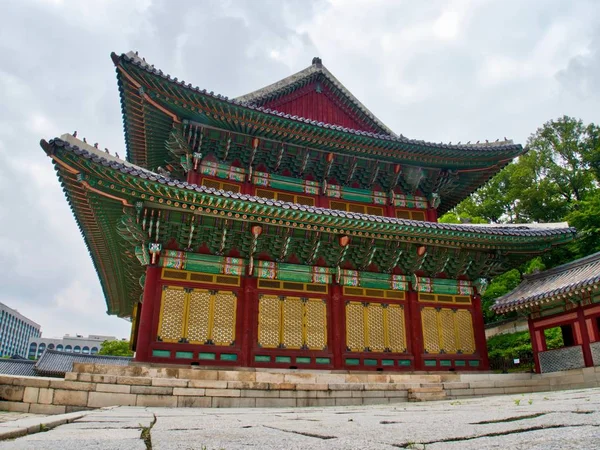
[98,340,133,357]
[441,116,600,324]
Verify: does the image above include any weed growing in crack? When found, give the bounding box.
[39,424,49,432]
[514,399,521,406]
[528,399,533,405]
[450,401,462,406]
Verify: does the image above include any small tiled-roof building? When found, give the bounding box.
[493,252,600,373]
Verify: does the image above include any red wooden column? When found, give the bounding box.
[134,265,160,362]
[330,284,344,369]
[406,290,424,370]
[528,318,542,373]
[576,305,594,368]
[241,277,258,366]
[471,293,489,370]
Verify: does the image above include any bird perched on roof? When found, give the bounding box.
[105,148,109,154]
[115,152,120,159]
[83,137,87,143]
[94,143,98,148]
[476,140,479,144]
[73,131,77,138]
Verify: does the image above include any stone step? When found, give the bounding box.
[408,384,445,394]
[408,392,448,402]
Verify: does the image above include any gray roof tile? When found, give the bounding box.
[0,359,37,377]
[35,350,131,377]
[493,251,600,313]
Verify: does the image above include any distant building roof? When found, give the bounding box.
[493,252,600,313]
[34,350,131,377]
[0,359,37,377]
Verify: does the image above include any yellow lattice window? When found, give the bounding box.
[421,307,476,355]
[211,292,237,346]
[255,189,315,206]
[421,307,440,354]
[345,301,407,353]
[418,293,471,305]
[158,286,187,343]
[305,299,327,350]
[282,297,304,349]
[201,178,241,193]
[386,305,407,352]
[455,310,476,354]
[257,295,327,350]
[329,200,384,216]
[258,295,281,348]
[157,286,237,346]
[186,290,211,344]
[396,209,426,221]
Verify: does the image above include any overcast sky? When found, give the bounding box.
[0,0,598,339]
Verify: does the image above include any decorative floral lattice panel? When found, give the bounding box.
[186,290,211,344]
[386,305,406,352]
[159,287,186,342]
[367,303,386,352]
[421,307,440,354]
[305,299,327,350]
[346,302,365,352]
[439,309,457,353]
[455,309,476,354]
[258,295,281,348]
[212,292,236,346]
[282,297,303,349]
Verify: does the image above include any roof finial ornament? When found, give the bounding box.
[94,143,98,148]
[105,148,109,154]
[83,137,87,143]
[73,131,77,138]
[115,152,120,159]
[312,57,322,68]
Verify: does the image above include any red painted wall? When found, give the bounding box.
[263,83,379,134]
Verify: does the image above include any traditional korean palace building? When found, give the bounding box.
[40,52,577,372]
[493,252,600,373]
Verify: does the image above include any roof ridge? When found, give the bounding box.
[234,59,396,136]
[522,251,600,281]
[45,136,577,240]
[115,51,521,153]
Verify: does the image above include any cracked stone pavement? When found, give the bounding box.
[1,387,599,449]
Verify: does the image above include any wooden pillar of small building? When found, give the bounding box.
[528,318,541,373]
[406,290,424,370]
[576,305,594,368]
[472,293,490,370]
[330,284,344,369]
[240,276,258,367]
[134,265,161,363]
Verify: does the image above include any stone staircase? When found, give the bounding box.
[408,385,447,402]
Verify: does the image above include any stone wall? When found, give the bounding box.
[1,364,599,413]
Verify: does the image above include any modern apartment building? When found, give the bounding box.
[27,334,117,359]
[0,302,41,358]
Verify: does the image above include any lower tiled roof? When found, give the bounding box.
[492,251,600,313]
[34,350,131,377]
[0,359,37,377]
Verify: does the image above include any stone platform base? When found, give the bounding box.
[1,364,600,413]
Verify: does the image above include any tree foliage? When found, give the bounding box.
[98,340,133,357]
[441,116,600,324]
[486,327,563,359]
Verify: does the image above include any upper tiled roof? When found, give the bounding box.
[235,57,395,136]
[0,359,37,377]
[116,51,522,154]
[48,136,576,241]
[35,350,131,377]
[493,252,600,313]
